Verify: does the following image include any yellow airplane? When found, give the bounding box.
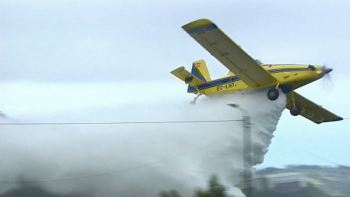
[171,19,343,124]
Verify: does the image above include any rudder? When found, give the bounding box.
[191,60,211,82]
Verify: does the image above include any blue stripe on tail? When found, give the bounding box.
[190,63,207,82]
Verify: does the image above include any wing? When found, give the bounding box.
[286,91,343,124]
[182,19,276,88]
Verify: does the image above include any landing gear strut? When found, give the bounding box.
[190,94,201,105]
[289,91,302,116]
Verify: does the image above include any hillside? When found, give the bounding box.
[256,165,350,196]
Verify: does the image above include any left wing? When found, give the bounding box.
[182,19,277,88]
[286,91,343,124]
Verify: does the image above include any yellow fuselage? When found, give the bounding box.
[196,64,324,95]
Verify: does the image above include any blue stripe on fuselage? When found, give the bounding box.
[198,76,240,89]
[268,68,310,73]
[187,68,311,93]
[188,76,240,92]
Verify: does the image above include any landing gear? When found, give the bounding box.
[190,94,201,105]
[290,103,302,116]
[289,91,302,116]
[267,88,279,101]
[190,86,201,105]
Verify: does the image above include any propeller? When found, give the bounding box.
[322,65,333,75]
[321,64,334,90]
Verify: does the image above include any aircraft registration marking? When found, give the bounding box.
[217,82,236,91]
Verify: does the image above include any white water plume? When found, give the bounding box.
[0,89,286,197]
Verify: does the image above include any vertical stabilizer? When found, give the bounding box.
[191,60,212,82]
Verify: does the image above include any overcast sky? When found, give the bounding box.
[1,0,350,176]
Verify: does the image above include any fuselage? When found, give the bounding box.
[189,64,328,95]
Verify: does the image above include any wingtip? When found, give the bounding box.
[320,116,344,124]
[182,19,217,34]
[182,19,213,29]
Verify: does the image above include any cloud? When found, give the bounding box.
[2,0,350,83]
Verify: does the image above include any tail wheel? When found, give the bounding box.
[290,103,302,116]
[267,88,279,101]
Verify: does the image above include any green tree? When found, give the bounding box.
[195,175,227,197]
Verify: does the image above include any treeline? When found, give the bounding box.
[158,174,331,197]
[160,165,350,197]
[159,175,228,197]
[256,165,350,196]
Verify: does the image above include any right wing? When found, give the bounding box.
[182,19,276,88]
[286,91,343,124]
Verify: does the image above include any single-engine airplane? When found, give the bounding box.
[171,19,343,124]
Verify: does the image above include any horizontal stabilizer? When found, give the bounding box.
[171,67,205,86]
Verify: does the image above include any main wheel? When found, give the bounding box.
[290,103,302,116]
[267,88,279,101]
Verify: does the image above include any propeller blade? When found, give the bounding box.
[321,65,334,90]
[324,67,333,74]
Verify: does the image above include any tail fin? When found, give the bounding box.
[170,60,211,94]
[191,60,211,82]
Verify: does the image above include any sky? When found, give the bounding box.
[1,0,350,195]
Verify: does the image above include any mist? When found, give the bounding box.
[0,89,286,197]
